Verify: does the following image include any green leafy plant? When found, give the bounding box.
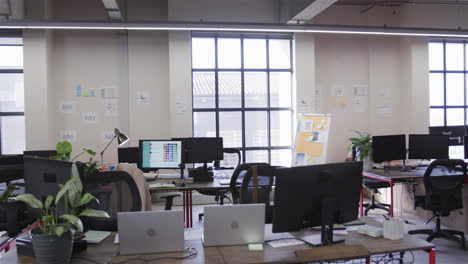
[49,141,73,161]
[15,163,109,236]
[0,185,16,202]
[72,148,100,174]
[347,130,372,161]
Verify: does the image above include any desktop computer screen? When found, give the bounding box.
[139,140,183,171]
[272,161,363,245]
[185,137,223,163]
[408,134,449,160]
[118,147,139,164]
[372,135,406,163]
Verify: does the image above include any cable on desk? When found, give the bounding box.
[110,248,198,264]
[72,256,103,264]
[264,237,311,245]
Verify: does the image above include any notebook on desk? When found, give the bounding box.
[202,204,265,247]
[117,210,184,255]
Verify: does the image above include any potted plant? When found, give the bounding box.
[15,163,109,264]
[49,140,73,161]
[347,130,373,170]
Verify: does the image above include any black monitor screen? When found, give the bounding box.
[465,136,468,159]
[185,137,223,163]
[272,161,363,233]
[372,135,406,163]
[139,140,183,171]
[408,134,449,160]
[118,147,139,164]
[23,150,57,159]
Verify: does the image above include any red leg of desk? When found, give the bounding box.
[360,184,364,217]
[189,190,193,228]
[425,248,436,264]
[185,191,189,228]
[390,179,394,218]
[365,257,370,264]
[182,191,186,228]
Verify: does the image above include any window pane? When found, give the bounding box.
[0,46,23,69]
[244,39,266,69]
[219,72,241,108]
[192,72,215,108]
[193,112,216,137]
[446,43,464,71]
[429,73,444,106]
[245,150,268,163]
[446,73,464,106]
[271,111,291,146]
[1,116,25,154]
[271,149,292,167]
[270,72,292,107]
[192,38,215,69]
[218,38,241,69]
[269,39,290,69]
[446,108,464,126]
[244,72,267,108]
[245,111,268,147]
[219,112,242,148]
[429,42,443,71]
[430,109,444,126]
[0,73,24,112]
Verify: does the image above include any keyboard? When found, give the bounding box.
[219,179,231,185]
[148,183,176,188]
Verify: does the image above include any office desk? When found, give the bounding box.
[361,168,426,218]
[147,178,231,228]
[2,229,435,264]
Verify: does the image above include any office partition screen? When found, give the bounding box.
[191,33,294,167]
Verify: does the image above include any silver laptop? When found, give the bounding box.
[203,204,265,246]
[117,210,184,255]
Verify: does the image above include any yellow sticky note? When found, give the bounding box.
[341,97,345,102]
[83,91,90,97]
[338,102,342,107]
[332,97,337,102]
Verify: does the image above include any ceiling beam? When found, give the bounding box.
[281,0,339,24]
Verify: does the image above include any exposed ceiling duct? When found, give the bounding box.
[101,0,123,21]
[286,0,339,24]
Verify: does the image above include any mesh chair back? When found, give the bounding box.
[239,165,277,223]
[83,171,142,231]
[215,148,241,169]
[230,162,269,204]
[423,159,466,216]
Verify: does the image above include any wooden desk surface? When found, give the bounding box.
[363,168,425,182]
[147,178,231,192]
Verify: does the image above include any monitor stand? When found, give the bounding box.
[320,198,344,246]
[188,162,214,182]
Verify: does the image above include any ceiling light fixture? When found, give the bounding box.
[1,20,468,38]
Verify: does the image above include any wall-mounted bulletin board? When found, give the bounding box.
[292,114,332,166]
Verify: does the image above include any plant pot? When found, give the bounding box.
[31,228,73,264]
[363,156,373,171]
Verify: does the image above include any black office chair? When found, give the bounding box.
[198,148,241,221]
[408,159,466,249]
[239,165,277,223]
[362,178,391,216]
[82,171,142,232]
[230,162,269,205]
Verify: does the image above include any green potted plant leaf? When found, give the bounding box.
[347,130,373,170]
[49,141,73,161]
[72,148,100,175]
[15,163,109,264]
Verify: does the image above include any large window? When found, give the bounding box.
[0,35,25,154]
[428,41,467,158]
[191,33,293,167]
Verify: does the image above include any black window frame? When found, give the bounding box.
[191,32,294,164]
[0,31,24,154]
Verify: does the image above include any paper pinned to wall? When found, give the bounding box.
[175,96,187,114]
[102,130,115,143]
[137,91,150,105]
[89,86,96,97]
[353,96,365,113]
[82,112,98,124]
[377,106,392,117]
[76,84,82,97]
[300,119,313,132]
[313,87,321,113]
[354,85,369,96]
[104,100,118,117]
[60,130,77,143]
[101,86,119,98]
[300,96,312,113]
[59,101,76,113]
[331,84,345,97]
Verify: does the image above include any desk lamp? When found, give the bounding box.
[100,128,129,169]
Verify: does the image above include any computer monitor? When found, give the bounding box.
[185,137,223,163]
[272,161,363,246]
[138,140,183,172]
[372,135,406,163]
[118,147,139,164]
[23,150,57,159]
[465,136,468,159]
[408,134,449,160]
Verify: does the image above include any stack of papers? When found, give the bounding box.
[84,231,111,244]
[357,225,384,237]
